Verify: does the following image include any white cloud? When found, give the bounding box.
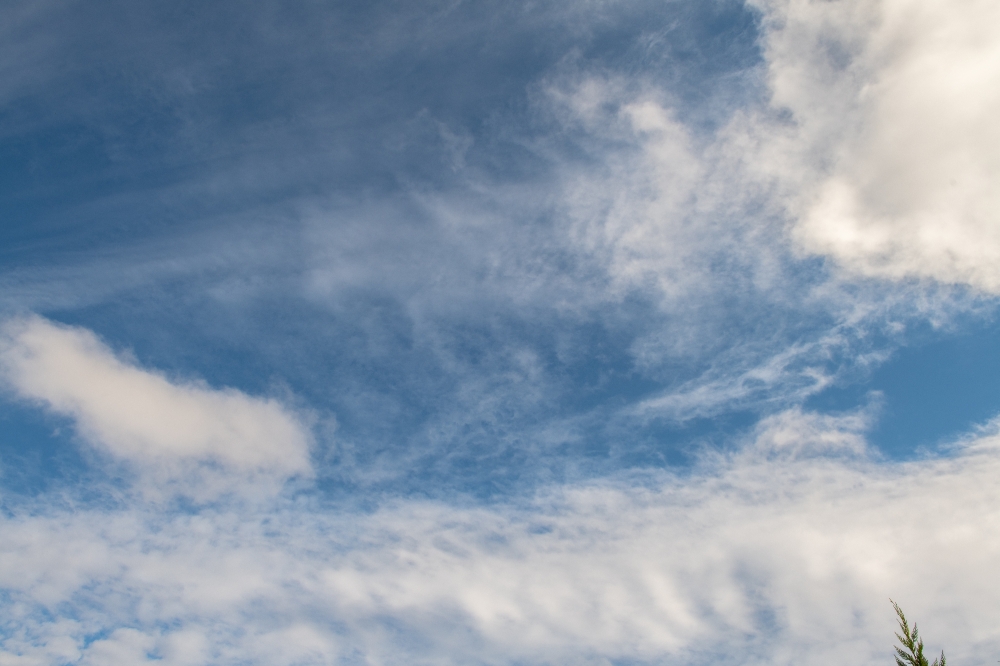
[2,408,1000,664]
[751,0,1000,291]
[544,0,1000,301]
[0,316,312,498]
[544,76,728,304]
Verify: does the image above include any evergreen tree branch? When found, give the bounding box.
[892,600,946,666]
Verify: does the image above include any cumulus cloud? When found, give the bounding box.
[751,0,1000,291]
[546,0,1000,301]
[1,408,999,664]
[0,316,312,497]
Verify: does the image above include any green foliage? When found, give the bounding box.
[892,600,946,666]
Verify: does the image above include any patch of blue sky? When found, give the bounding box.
[0,402,85,499]
[807,308,1000,458]
[0,1,762,214]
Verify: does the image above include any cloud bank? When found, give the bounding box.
[2,407,999,664]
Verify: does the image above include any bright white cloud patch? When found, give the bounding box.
[556,0,1000,297]
[753,0,1000,291]
[0,316,312,496]
[1,409,999,664]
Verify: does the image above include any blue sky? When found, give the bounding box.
[1,0,1000,664]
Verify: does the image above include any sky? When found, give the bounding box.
[0,0,999,664]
